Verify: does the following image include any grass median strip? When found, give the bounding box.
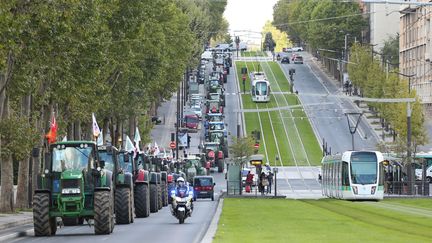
[235,59,322,165]
[214,198,432,243]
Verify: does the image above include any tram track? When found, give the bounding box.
[255,53,312,193]
[244,51,295,194]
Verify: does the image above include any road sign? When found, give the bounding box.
[169,142,176,149]
[254,143,259,149]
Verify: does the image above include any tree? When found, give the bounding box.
[262,21,289,52]
[381,33,399,67]
[229,136,255,166]
[263,32,276,52]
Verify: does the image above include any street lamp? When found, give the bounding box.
[345,112,363,150]
[389,71,415,94]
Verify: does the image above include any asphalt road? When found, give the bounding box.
[10,172,224,243]
[279,51,379,153]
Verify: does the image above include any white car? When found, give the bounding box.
[415,165,432,183]
[190,105,202,119]
[292,46,304,51]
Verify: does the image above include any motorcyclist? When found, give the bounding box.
[175,177,189,197]
[172,177,193,215]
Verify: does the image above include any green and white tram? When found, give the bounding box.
[250,72,270,103]
[321,151,384,200]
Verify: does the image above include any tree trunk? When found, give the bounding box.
[0,97,14,212]
[74,120,81,140]
[15,95,31,209]
[67,122,73,141]
[128,114,135,139]
[116,118,122,149]
[103,117,109,145]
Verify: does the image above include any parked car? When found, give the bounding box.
[292,46,304,51]
[294,55,304,64]
[281,56,290,64]
[193,176,215,201]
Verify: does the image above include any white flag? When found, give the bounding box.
[92,113,101,138]
[62,136,67,142]
[125,135,135,153]
[154,142,160,156]
[97,129,104,146]
[134,127,141,152]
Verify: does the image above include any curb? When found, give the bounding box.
[200,197,224,243]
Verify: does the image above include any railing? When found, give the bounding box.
[384,180,431,196]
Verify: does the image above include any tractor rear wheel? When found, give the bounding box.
[150,184,158,213]
[94,190,113,235]
[33,193,53,236]
[115,187,132,224]
[134,183,150,217]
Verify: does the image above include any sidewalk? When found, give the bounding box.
[0,212,32,231]
[308,54,392,144]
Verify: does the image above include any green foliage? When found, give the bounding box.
[0,0,227,193]
[263,32,276,52]
[273,0,366,51]
[0,112,38,161]
[348,44,428,149]
[229,136,255,165]
[381,34,399,66]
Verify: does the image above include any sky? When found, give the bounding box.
[224,0,278,37]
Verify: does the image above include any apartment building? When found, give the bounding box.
[399,1,432,114]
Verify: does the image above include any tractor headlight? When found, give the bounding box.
[61,188,81,194]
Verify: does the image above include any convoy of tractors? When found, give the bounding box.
[32,47,232,235]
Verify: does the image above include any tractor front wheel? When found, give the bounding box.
[134,183,150,217]
[149,184,158,213]
[33,193,54,236]
[217,159,224,173]
[115,187,132,224]
[94,190,113,235]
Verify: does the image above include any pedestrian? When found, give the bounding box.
[245,171,253,193]
[260,172,268,195]
[267,172,273,194]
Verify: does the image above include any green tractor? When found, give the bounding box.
[184,154,208,182]
[33,141,114,236]
[98,146,134,224]
[207,130,229,157]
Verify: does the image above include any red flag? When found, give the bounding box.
[45,113,58,144]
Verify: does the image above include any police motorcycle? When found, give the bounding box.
[170,177,193,224]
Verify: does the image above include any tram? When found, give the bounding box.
[321,151,385,200]
[250,72,270,103]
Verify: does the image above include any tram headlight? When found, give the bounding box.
[352,186,358,195]
[371,186,376,195]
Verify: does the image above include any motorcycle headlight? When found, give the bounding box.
[62,188,80,194]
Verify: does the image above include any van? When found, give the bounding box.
[193,176,215,201]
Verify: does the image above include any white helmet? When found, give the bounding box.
[177,177,185,183]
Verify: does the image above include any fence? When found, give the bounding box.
[385,180,431,197]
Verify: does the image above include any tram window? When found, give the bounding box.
[350,152,378,185]
[256,82,268,95]
[342,162,349,186]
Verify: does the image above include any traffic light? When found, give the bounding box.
[235,36,240,45]
[171,132,175,142]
